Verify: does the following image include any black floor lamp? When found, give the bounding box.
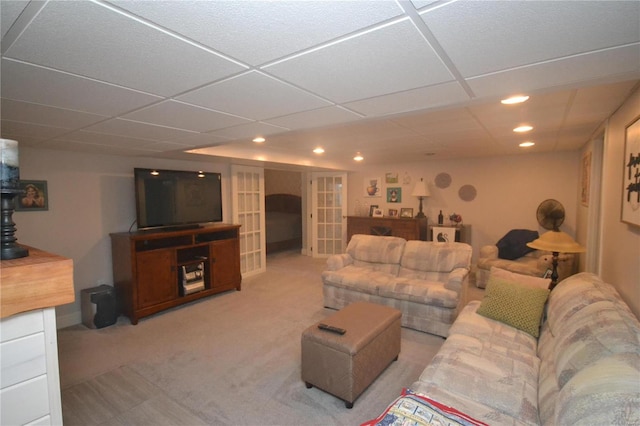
[527,229,585,290]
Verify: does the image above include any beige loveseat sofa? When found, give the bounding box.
[321,234,472,337]
[368,272,640,425]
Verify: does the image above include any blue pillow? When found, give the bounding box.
[496,229,539,260]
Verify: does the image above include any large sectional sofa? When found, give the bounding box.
[322,234,472,338]
[366,271,640,425]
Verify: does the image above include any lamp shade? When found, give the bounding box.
[411,178,431,197]
[526,230,586,253]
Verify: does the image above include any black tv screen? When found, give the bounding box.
[134,168,223,230]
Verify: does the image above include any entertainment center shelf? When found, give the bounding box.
[110,224,241,324]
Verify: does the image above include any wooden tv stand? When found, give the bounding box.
[110,224,241,324]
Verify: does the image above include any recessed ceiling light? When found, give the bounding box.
[501,95,529,105]
[353,152,364,161]
[150,170,159,176]
[519,141,535,147]
[513,125,533,133]
[253,137,265,143]
[313,147,325,154]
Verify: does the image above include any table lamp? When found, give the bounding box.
[527,230,585,290]
[411,178,431,219]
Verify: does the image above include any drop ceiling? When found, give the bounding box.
[1,0,639,171]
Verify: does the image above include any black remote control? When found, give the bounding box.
[318,323,346,335]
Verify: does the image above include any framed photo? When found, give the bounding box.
[369,204,379,217]
[400,207,413,218]
[365,177,382,197]
[622,115,640,226]
[16,180,48,211]
[385,172,398,184]
[581,151,591,206]
[372,207,384,218]
[388,208,398,217]
[432,226,455,242]
[387,187,401,203]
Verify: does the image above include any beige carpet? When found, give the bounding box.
[58,250,477,425]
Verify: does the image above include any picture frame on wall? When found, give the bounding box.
[387,187,401,203]
[16,180,48,211]
[622,115,640,227]
[400,207,413,218]
[365,177,382,197]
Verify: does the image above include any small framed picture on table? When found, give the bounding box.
[400,208,413,218]
[372,207,384,217]
[388,209,398,217]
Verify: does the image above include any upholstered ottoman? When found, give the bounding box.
[301,302,401,408]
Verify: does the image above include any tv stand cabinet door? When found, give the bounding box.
[136,249,177,309]
[210,239,241,291]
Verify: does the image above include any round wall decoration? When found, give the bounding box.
[458,184,477,202]
[435,172,452,189]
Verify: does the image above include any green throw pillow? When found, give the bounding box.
[477,276,550,338]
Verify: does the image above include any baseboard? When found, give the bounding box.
[56,310,82,329]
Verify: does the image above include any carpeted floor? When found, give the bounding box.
[58,250,480,425]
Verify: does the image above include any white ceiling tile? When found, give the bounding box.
[43,139,156,156]
[177,71,331,120]
[1,1,29,39]
[1,99,107,129]
[467,45,640,99]
[264,19,453,103]
[84,118,198,141]
[4,1,246,97]
[209,122,289,141]
[421,1,640,77]
[164,132,233,147]
[123,101,252,133]
[345,82,470,117]
[60,131,157,148]
[264,106,362,130]
[1,119,70,140]
[111,0,404,65]
[1,59,161,116]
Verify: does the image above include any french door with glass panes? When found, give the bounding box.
[311,173,347,258]
[231,165,266,277]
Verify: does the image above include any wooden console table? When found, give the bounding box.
[347,216,427,242]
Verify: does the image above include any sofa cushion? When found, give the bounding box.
[477,276,549,338]
[378,278,459,308]
[415,331,541,425]
[496,229,538,260]
[346,234,406,265]
[399,241,472,274]
[321,265,395,295]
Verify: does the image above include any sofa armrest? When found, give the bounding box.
[479,245,498,259]
[325,253,353,271]
[444,267,470,292]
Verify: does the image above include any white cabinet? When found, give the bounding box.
[0,308,63,425]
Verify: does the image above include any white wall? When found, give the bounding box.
[14,147,232,328]
[600,88,640,318]
[347,152,580,260]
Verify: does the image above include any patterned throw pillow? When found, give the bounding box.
[477,276,550,338]
[361,388,488,426]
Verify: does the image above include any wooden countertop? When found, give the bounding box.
[1,245,74,318]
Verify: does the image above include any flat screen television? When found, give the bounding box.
[134,168,223,230]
